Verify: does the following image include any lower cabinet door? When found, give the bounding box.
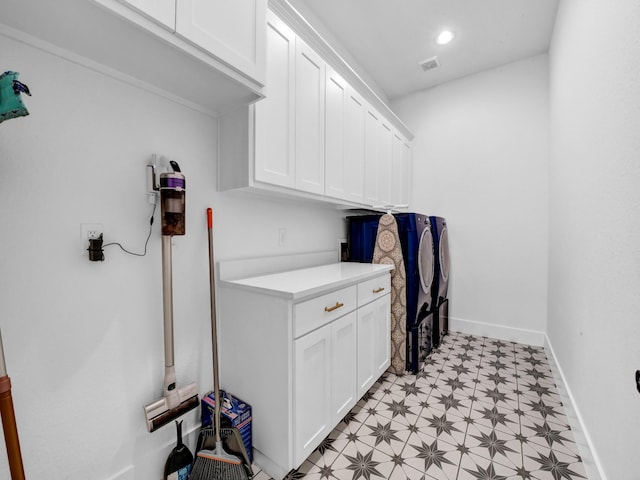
[331,312,357,423]
[357,295,391,397]
[294,324,331,467]
[372,295,391,378]
[357,302,375,397]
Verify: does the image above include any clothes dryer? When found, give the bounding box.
[429,216,450,345]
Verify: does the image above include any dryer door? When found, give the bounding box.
[438,226,450,299]
[418,227,435,298]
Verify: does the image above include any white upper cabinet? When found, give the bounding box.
[43,0,268,112]
[117,0,175,30]
[343,88,366,204]
[364,107,381,206]
[217,5,412,208]
[365,108,401,209]
[401,139,412,206]
[391,130,411,207]
[254,12,296,188]
[175,0,266,85]
[294,38,326,195]
[324,66,348,200]
[325,69,367,205]
[378,119,394,207]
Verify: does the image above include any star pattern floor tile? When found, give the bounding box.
[252,332,588,480]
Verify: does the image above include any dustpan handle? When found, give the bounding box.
[206,208,222,444]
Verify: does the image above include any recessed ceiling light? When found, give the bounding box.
[436,30,455,45]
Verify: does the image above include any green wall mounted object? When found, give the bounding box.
[0,71,30,124]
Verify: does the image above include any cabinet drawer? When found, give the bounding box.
[294,286,357,339]
[357,274,391,307]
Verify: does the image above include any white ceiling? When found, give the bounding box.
[287,0,559,101]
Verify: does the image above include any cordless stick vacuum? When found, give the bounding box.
[144,160,198,433]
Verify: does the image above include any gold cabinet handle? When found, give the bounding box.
[324,302,344,313]
[372,287,385,294]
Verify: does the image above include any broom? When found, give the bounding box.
[189,208,249,480]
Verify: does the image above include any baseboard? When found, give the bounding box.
[544,335,606,480]
[449,316,545,346]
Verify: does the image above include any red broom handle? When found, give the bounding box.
[0,329,25,480]
[0,376,25,480]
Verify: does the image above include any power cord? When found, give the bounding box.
[102,202,157,257]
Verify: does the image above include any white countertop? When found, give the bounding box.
[220,262,393,301]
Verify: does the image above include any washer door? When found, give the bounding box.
[418,227,435,294]
[439,227,450,283]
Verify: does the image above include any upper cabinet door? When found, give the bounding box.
[324,66,348,200]
[378,120,393,206]
[295,38,326,195]
[401,139,411,207]
[254,12,296,188]
[176,0,266,85]
[344,88,366,204]
[364,107,381,206]
[117,0,176,30]
[391,131,411,207]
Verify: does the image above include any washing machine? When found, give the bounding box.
[429,216,450,345]
[394,213,436,371]
[347,213,436,372]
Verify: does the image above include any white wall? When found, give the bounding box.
[391,55,550,344]
[548,1,640,478]
[0,34,343,479]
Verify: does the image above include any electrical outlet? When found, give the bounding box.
[80,223,103,256]
[278,228,287,247]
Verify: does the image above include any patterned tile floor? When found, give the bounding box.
[252,332,588,480]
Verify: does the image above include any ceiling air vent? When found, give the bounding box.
[419,56,440,72]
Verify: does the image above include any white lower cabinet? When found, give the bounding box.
[294,311,357,467]
[218,263,392,480]
[357,293,391,397]
[294,320,332,466]
[331,313,358,421]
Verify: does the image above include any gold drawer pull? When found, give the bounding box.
[372,287,385,294]
[324,302,344,313]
